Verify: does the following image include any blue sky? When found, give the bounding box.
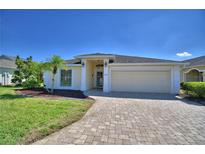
[0,9,205,61]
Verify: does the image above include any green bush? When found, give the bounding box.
[181,82,205,98]
[22,75,43,89]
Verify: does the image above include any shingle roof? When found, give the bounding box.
[0,55,16,69]
[68,53,183,64]
[183,56,205,67]
[65,59,81,64]
[114,54,180,63]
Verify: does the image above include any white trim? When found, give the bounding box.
[111,70,170,72]
[80,59,87,91]
[67,64,82,67]
[170,66,180,94]
[184,65,205,68]
[109,62,188,66]
[103,59,109,92]
[171,67,174,93]
[108,66,112,92]
[0,66,16,69]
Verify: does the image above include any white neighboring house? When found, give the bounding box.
[44,53,188,94]
[0,55,16,86]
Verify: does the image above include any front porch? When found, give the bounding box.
[80,58,110,92]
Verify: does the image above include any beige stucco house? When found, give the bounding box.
[181,56,205,82]
[44,53,188,94]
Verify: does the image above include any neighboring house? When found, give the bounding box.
[0,55,16,85]
[44,53,187,94]
[181,56,205,82]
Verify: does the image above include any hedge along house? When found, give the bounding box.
[43,53,188,94]
[181,56,205,82]
[0,55,16,86]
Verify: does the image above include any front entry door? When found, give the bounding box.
[96,72,103,88]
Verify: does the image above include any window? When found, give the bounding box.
[60,69,72,86]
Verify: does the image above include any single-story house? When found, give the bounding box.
[181,56,205,82]
[0,55,16,85]
[44,53,188,94]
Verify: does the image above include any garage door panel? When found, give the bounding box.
[111,71,171,93]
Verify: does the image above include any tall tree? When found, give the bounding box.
[43,55,67,93]
[12,55,44,88]
[12,55,25,85]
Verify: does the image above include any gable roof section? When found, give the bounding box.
[183,56,205,67]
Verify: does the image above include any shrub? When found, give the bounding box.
[22,75,43,89]
[181,82,205,98]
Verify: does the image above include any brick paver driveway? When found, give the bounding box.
[34,91,205,145]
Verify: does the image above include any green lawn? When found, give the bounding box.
[0,87,93,144]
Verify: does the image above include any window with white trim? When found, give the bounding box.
[60,69,72,86]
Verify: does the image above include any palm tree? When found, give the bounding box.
[43,55,67,93]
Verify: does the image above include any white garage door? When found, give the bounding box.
[111,70,171,93]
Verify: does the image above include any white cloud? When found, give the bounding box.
[176,51,192,57]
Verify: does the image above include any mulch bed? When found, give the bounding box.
[16,88,88,99]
